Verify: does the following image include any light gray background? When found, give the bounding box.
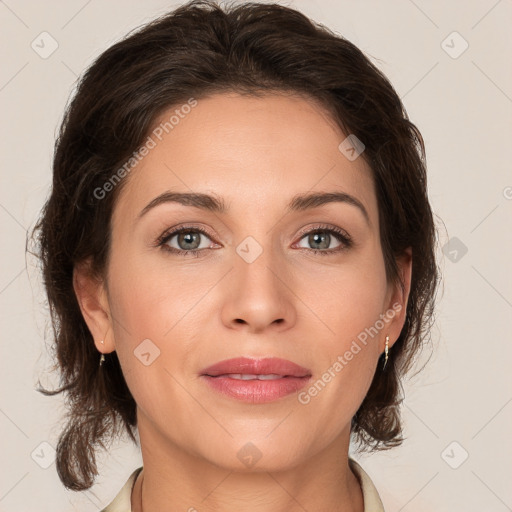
[1,0,511,510]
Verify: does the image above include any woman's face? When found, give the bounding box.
[79,92,410,471]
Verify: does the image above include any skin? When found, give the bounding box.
[74,92,412,512]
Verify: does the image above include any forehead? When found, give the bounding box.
[113,92,377,224]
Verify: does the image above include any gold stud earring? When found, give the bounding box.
[383,335,389,370]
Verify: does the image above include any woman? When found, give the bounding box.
[33,0,439,510]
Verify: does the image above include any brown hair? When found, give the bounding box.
[31,0,440,491]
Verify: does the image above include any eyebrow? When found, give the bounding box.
[138,190,370,226]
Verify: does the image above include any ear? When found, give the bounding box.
[382,247,413,351]
[73,258,115,355]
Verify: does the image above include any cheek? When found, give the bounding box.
[105,251,205,406]
[301,247,387,345]
[296,283,382,440]
[293,247,386,419]
[107,250,200,341]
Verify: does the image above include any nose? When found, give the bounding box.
[220,246,297,334]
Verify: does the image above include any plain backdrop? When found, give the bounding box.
[1,1,511,510]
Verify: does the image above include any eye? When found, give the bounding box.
[156,224,352,257]
[295,225,352,255]
[157,226,217,256]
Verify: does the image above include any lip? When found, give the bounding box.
[200,357,311,378]
[200,357,312,404]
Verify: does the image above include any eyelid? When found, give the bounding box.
[156,223,219,247]
[294,223,351,241]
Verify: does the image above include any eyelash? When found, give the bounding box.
[155,224,352,257]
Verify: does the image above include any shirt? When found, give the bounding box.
[101,457,385,511]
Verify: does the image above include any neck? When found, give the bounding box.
[131,415,364,512]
